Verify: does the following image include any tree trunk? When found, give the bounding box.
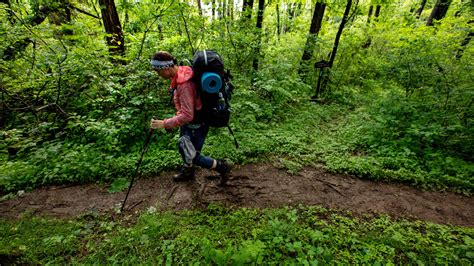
[427,0,452,26]
[374,5,381,21]
[301,2,326,62]
[197,0,203,16]
[456,30,474,59]
[252,0,265,71]
[123,0,129,29]
[212,0,216,19]
[242,0,254,19]
[367,5,373,24]
[328,0,352,67]
[48,0,72,26]
[415,0,427,18]
[312,0,352,100]
[98,0,125,56]
[0,88,5,128]
[276,4,280,36]
[221,0,226,19]
[227,0,233,19]
[288,2,302,20]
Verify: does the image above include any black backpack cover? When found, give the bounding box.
[192,50,233,128]
[192,50,238,148]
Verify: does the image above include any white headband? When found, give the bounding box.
[150,60,174,70]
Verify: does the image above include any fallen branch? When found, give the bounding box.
[127,200,144,211]
[313,177,347,197]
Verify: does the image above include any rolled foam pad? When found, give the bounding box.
[201,72,222,93]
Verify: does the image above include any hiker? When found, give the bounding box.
[149,51,231,182]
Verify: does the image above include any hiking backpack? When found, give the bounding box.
[192,50,238,148]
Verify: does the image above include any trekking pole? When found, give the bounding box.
[120,128,155,212]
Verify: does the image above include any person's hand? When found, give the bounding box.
[150,119,165,129]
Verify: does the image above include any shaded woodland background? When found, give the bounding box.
[0,0,473,193]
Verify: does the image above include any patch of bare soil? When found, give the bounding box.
[1,164,473,227]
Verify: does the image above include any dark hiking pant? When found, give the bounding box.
[178,124,214,169]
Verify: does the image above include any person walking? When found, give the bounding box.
[149,51,231,183]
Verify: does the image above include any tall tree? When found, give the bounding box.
[212,0,216,19]
[456,20,474,59]
[197,0,203,16]
[98,0,125,56]
[301,2,326,62]
[328,0,352,67]
[415,0,427,18]
[374,5,381,21]
[426,0,452,26]
[252,0,265,71]
[288,2,302,20]
[276,4,281,36]
[228,0,234,19]
[221,0,226,19]
[312,0,353,101]
[367,5,373,23]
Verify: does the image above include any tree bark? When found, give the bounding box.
[456,29,474,59]
[426,0,452,26]
[212,0,216,19]
[328,0,352,67]
[222,0,226,19]
[312,0,352,100]
[0,87,5,128]
[197,0,203,16]
[288,2,302,20]
[301,2,326,62]
[276,4,280,36]
[98,0,125,56]
[228,0,233,19]
[252,0,265,71]
[367,5,373,23]
[415,0,427,18]
[374,5,381,21]
[42,0,73,37]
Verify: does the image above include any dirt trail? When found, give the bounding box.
[1,164,473,227]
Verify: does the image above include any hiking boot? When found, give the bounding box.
[173,166,195,182]
[215,160,231,185]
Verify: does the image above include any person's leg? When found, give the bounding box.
[176,124,231,182]
[190,124,214,169]
[174,126,198,181]
[191,124,231,183]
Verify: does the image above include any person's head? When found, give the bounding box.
[151,51,178,79]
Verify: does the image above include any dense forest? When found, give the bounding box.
[1,0,473,264]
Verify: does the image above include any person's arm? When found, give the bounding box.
[163,82,195,129]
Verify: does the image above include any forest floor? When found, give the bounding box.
[1,163,473,227]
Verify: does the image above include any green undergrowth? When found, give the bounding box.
[1,205,473,264]
[1,96,473,194]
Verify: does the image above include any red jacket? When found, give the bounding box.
[163,66,202,129]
